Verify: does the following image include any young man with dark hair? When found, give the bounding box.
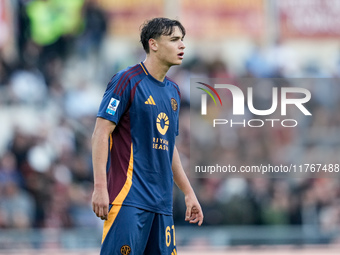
[91,17,203,254]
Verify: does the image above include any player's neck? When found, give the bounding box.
[143,57,170,82]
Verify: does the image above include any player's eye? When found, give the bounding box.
[171,37,181,41]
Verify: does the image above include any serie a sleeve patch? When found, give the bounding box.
[106,98,120,116]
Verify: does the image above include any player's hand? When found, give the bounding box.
[92,187,109,220]
[184,193,204,226]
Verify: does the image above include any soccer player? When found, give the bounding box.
[91,17,203,254]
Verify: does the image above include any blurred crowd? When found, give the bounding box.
[0,0,107,230]
[1,0,340,244]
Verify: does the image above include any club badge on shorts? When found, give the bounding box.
[120,245,131,254]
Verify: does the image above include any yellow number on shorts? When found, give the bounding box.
[166,225,176,247]
[166,226,171,247]
[172,225,176,246]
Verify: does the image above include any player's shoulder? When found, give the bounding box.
[106,63,147,93]
[165,76,181,99]
[115,63,146,80]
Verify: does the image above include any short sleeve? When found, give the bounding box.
[97,73,131,125]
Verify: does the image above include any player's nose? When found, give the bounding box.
[179,40,185,49]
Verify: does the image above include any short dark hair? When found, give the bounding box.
[140,17,186,54]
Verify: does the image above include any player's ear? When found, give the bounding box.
[149,38,158,52]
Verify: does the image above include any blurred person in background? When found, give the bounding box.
[91,17,203,254]
[0,180,35,228]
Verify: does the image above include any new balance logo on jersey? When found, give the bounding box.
[145,95,156,105]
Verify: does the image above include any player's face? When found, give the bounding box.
[155,26,185,66]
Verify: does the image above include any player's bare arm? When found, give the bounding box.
[172,146,204,226]
[91,117,116,221]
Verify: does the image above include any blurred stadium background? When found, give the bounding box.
[1,0,340,254]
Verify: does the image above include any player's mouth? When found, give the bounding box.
[178,52,184,59]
